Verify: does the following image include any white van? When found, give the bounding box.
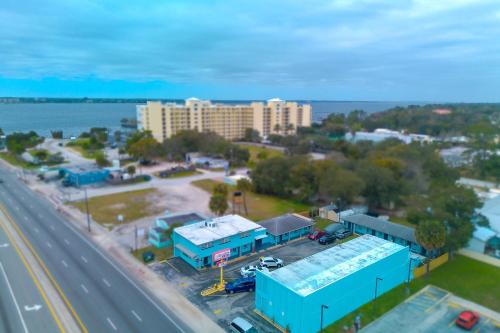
[229,317,258,333]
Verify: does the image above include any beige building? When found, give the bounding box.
[136,98,312,142]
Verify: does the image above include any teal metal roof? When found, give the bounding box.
[266,235,406,297]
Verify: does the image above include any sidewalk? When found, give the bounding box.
[458,249,500,268]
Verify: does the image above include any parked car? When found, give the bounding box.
[455,310,479,330]
[318,233,336,245]
[308,229,326,240]
[259,256,284,268]
[324,223,344,234]
[335,228,352,239]
[240,265,269,277]
[225,277,256,294]
[229,317,258,333]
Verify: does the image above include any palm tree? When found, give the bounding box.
[285,123,294,135]
[273,124,281,135]
[236,178,252,216]
[415,220,446,259]
[209,194,228,216]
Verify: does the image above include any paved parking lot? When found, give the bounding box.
[362,285,500,333]
[152,237,338,332]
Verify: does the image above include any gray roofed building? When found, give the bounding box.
[343,214,416,242]
[259,214,314,236]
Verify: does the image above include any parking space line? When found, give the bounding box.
[0,262,29,333]
[107,318,117,331]
[166,260,180,273]
[131,310,142,322]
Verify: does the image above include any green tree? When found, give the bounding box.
[273,124,281,135]
[415,220,446,258]
[128,137,160,161]
[95,151,111,167]
[319,168,364,205]
[243,128,260,142]
[209,194,228,216]
[127,165,136,177]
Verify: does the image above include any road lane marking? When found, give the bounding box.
[63,239,70,245]
[131,310,142,322]
[0,262,29,333]
[61,260,68,268]
[24,304,42,312]
[80,284,89,294]
[107,318,117,331]
[81,256,88,263]
[46,242,52,249]
[0,204,85,333]
[103,278,111,287]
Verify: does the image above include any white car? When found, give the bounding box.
[240,265,269,277]
[259,256,284,268]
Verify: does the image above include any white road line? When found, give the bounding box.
[46,242,52,249]
[61,260,68,268]
[0,262,29,333]
[107,317,117,331]
[41,197,187,333]
[103,278,111,287]
[80,284,88,294]
[81,256,88,263]
[64,239,70,245]
[131,310,142,322]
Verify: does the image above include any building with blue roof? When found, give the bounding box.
[255,235,409,333]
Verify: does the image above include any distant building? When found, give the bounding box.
[440,146,470,167]
[478,195,500,234]
[185,153,228,170]
[172,214,266,269]
[467,226,497,254]
[345,128,433,144]
[258,214,314,246]
[136,98,312,142]
[148,212,206,249]
[59,166,110,187]
[318,204,367,222]
[255,235,410,333]
[223,174,250,186]
[343,214,428,256]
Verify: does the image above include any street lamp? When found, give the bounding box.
[374,277,383,300]
[320,304,329,333]
[83,187,91,232]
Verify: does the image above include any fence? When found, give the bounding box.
[413,253,449,278]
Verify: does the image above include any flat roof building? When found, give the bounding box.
[172,214,267,269]
[136,98,312,142]
[255,235,410,333]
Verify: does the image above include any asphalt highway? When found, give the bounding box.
[0,166,193,333]
[0,215,61,333]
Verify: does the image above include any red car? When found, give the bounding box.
[308,229,325,240]
[455,310,479,330]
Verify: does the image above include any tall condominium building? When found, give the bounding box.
[136,98,312,142]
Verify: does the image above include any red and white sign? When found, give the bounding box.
[212,248,231,262]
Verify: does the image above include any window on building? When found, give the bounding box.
[240,232,250,239]
[220,237,230,245]
[201,242,213,249]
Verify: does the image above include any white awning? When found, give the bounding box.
[175,244,197,259]
[255,234,268,240]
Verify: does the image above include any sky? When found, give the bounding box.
[0,0,499,101]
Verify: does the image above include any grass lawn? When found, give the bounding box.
[66,145,101,159]
[240,144,283,168]
[326,255,500,332]
[192,179,309,221]
[131,245,172,263]
[0,152,37,169]
[69,189,163,226]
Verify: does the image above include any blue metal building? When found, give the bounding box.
[172,214,267,269]
[59,166,110,187]
[148,212,206,248]
[342,214,427,256]
[255,235,409,333]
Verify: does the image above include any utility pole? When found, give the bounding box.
[84,187,91,232]
[373,277,383,312]
[134,225,138,251]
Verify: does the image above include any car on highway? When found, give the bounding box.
[335,228,352,239]
[455,310,479,330]
[308,229,326,240]
[229,317,258,333]
[225,277,256,294]
[240,265,269,277]
[318,233,336,245]
[259,256,284,268]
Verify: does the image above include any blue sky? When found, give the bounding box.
[0,0,499,101]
